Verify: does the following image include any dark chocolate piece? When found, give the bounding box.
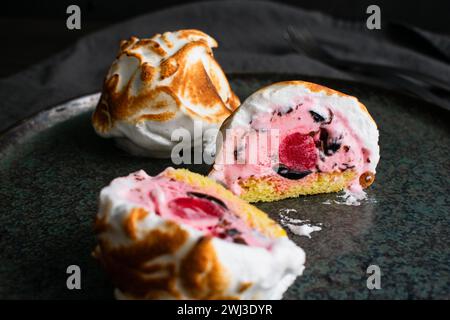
[273,164,312,180]
[226,228,240,237]
[318,128,342,156]
[324,110,334,125]
[309,109,333,124]
[233,237,247,245]
[309,110,326,122]
[326,139,342,154]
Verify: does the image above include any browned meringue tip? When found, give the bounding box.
[92,29,240,136]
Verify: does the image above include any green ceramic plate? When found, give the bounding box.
[1,74,449,299]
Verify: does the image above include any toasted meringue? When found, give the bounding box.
[209,81,380,202]
[92,30,240,158]
[93,168,305,299]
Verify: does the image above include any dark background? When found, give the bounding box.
[1,0,449,78]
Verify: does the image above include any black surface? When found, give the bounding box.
[1,74,449,299]
[1,0,449,133]
[2,0,450,77]
[2,0,450,32]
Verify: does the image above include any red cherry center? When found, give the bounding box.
[168,197,224,221]
[279,132,317,171]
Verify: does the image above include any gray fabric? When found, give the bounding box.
[1,0,449,131]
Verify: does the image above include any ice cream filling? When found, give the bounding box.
[121,171,271,248]
[212,96,374,194]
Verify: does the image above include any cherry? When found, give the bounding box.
[279,132,317,171]
[168,197,224,221]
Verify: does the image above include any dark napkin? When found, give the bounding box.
[1,0,449,132]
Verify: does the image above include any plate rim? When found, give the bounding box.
[1,73,448,154]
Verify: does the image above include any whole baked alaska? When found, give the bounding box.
[92,29,240,158]
[93,168,305,299]
[209,81,380,202]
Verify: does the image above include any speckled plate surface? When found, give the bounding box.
[1,74,449,299]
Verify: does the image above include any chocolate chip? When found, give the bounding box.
[324,110,334,124]
[319,128,328,145]
[217,219,231,227]
[273,164,312,180]
[326,140,341,154]
[275,106,295,117]
[309,110,326,122]
[233,237,247,245]
[344,145,350,152]
[319,128,341,156]
[226,228,240,237]
[339,163,355,171]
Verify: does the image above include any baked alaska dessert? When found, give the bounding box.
[92,29,240,158]
[93,168,305,299]
[209,81,380,202]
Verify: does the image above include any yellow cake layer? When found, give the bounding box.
[239,170,357,203]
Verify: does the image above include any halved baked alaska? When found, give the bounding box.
[209,81,380,202]
[93,168,305,299]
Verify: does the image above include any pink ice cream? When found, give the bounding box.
[210,82,379,195]
[112,170,272,248]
